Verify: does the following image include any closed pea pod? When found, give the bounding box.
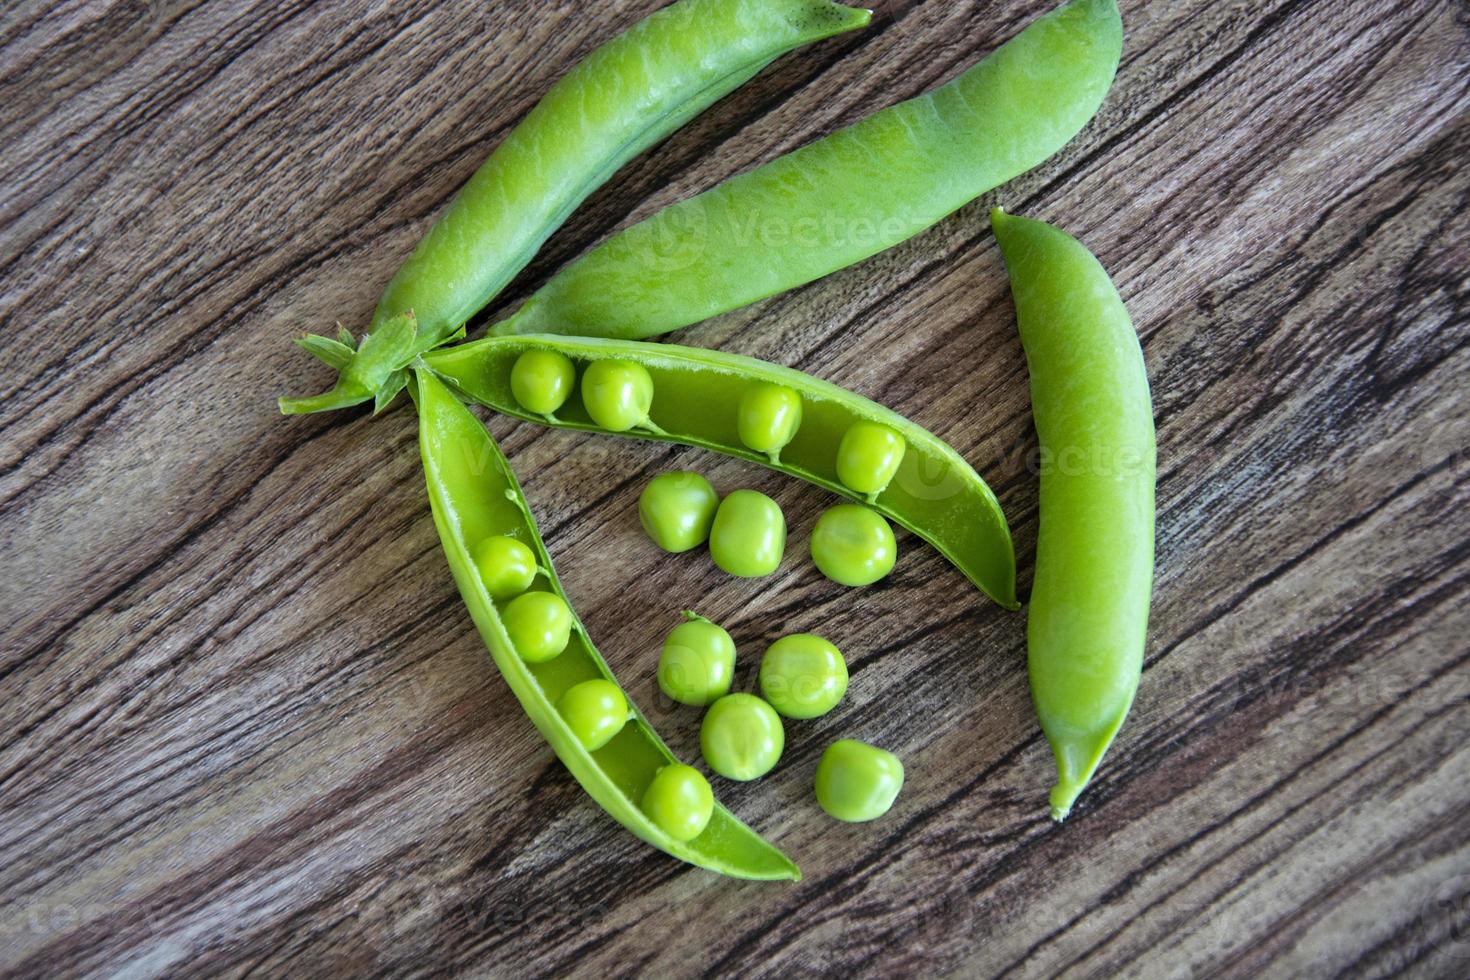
[424,335,1017,608]
[416,370,799,879]
[495,0,1121,341]
[992,209,1155,821]
[738,383,803,461]
[709,489,786,578]
[281,0,871,413]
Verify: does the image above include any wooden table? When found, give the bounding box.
[3,0,1466,975]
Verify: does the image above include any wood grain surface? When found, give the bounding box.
[2,0,1467,976]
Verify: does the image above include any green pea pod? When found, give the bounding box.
[422,335,1018,609]
[496,0,1121,341]
[991,209,1154,821]
[415,368,799,880]
[281,0,871,414]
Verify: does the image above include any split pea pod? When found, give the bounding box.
[496,0,1121,341]
[421,335,1018,608]
[282,0,871,414]
[415,369,799,879]
[992,209,1155,821]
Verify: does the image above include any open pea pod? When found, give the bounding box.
[422,335,1018,609]
[415,369,799,880]
[282,0,871,414]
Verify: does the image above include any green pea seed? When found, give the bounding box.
[556,678,628,752]
[582,358,655,432]
[700,693,784,781]
[473,535,539,599]
[641,763,714,842]
[836,421,906,497]
[810,504,897,587]
[708,489,785,577]
[657,616,736,706]
[814,739,904,822]
[737,383,803,459]
[509,349,576,416]
[502,591,573,663]
[758,633,848,719]
[639,471,719,553]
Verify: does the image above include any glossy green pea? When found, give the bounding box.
[737,383,803,461]
[657,615,736,706]
[993,209,1154,821]
[814,739,904,822]
[557,679,630,752]
[425,336,1019,608]
[582,359,658,432]
[810,504,896,587]
[837,421,906,498]
[641,764,715,842]
[497,0,1121,342]
[473,535,539,599]
[417,371,798,879]
[283,0,870,414]
[758,634,848,719]
[639,471,719,553]
[501,591,573,663]
[708,489,786,577]
[510,349,576,416]
[700,694,784,781]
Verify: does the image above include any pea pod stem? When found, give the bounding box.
[282,0,871,414]
[495,0,1121,341]
[422,335,1018,609]
[991,208,1155,821]
[415,368,800,879]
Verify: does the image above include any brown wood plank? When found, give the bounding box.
[1,0,1466,975]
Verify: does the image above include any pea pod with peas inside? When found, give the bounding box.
[421,334,1018,608]
[415,368,799,878]
[992,209,1155,821]
[280,0,871,414]
[493,0,1121,342]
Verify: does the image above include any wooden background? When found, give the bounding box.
[2,0,1467,975]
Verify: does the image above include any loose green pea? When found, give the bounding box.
[759,633,848,719]
[814,739,904,822]
[641,764,714,842]
[837,421,906,498]
[810,504,896,587]
[639,471,719,553]
[657,616,736,706]
[473,535,539,599]
[556,678,628,751]
[737,383,803,460]
[708,489,785,577]
[509,349,576,416]
[582,358,656,432]
[502,591,573,663]
[700,694,784,781]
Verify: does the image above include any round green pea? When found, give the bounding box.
[582,358,655,432]
[737,383,803,458]
[509,349,576,416]
[814,739,904,822]
[641,764,714,842]
[639,472,719,553]
[657,617,735,706]
[810,504,896,587]
[758,633,848,719]
[501,591,572,663]
[708,489,785,578]
[473,535,538,599]
[700,694,784,781]
[556,679,628,752]
[836,421,906,497]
